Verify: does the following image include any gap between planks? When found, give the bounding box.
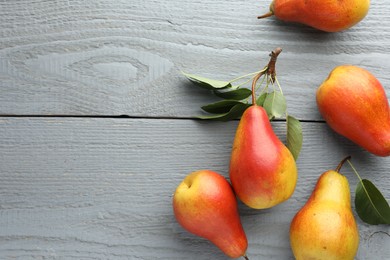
[0,114,325,123]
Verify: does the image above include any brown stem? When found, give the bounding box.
[257,11,274,19]
[335,156,352,172]
[251,71,265,105]
[251,47,283,105]
[267,47,282,82]
[242,254,249,260]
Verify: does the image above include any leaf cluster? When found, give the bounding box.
[182,71,303,161]
[182,72,251,120]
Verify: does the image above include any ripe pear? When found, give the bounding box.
[258,0,370,32]
[289,157,359,260]
[173,170,248,259]
[229,105,298,209]
[317,65,390,157]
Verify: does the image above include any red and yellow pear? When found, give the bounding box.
[258,0,370,32]
[290,157,359,260]
[316,65,390,157]
[229,104,297,209]
[173,170,248,259]
[229,49,298,209]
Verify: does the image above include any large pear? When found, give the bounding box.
[317,65,390,157]
[259,0,370,32]
[173,170,248,259]
[289,158,359,260]
[229,105,297,209]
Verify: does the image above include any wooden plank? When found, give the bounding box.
[0,118,389,259]
[0,1,389,118]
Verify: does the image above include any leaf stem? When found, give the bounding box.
[229,71,261,83]
[274,76,288,120]
[236,76,256,88]
[243,254,249,260]
[275,77,284,96]
[335,156,352,172]
[346,159,362,182]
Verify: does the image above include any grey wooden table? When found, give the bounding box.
[1,1,389,259]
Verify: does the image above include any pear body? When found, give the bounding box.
[269,0,370,32]
[317,65,390,157]
[229,105,297,209]
[290,170,359,260]
[173,170,248,258]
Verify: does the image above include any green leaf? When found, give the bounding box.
[214,88,252,100]
[198,103,250,121]
[263,91,287,119]
[355,179,390,225]
[182,72,231,90]
[201,100,243,114]
[286,115,303,161]
[256,92,268,106]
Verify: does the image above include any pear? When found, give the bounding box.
[289,157,359,260]
[317,65,390,157]
[229,105,297,209]
[258,0,370,32]
[173,170,249,259]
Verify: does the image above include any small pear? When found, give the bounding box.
[290,157,359,260]
[317,65,390,157]
[173,170,248,259]
[258,0,370,32]
[229,105,297,209]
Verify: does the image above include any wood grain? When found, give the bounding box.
[1,1,390,259]
[0,0,389,119]
[0,118,389,259]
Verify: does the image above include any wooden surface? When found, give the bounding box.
[0,0,389,259]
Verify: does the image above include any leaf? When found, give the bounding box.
[286,115,303,161]
[182,72,231,90]
[198,103,250,121]
[214,88,252,100]
[256,92,268,106]
[355,179,390,225]
[263,91,287,119]
[201,100,243,114]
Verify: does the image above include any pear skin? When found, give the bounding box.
[173,170,248,259]
[317,65,390,157]
[229,105,297,209]
[259,0,370,32]
[289,160,359,260]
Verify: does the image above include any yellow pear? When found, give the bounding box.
[289,157,359,260]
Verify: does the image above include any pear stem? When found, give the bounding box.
[267,47,282,82]
[257,11,274,19]
[251,47,283,105]
[335,155,352,173]
[242,254,249,260]
[251,72,264,105]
